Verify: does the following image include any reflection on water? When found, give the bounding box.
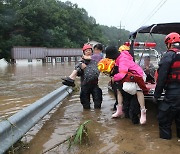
[0,63,75,119]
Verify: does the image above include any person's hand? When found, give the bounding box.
[153,97,160,104]
[114,81,121,87]
[81,63,87,69]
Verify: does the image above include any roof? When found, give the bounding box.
[11,47,82,59]
[130,22,180,39]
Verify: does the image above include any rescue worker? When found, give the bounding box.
[105,46,147,124]
[77,44,102,109]
[62,44,103,87]
[154,32,180,139]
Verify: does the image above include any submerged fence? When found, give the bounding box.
[0,85,72,154]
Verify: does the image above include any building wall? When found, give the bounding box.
[47,48,82,57]
[12,47,47,59]
[15,59,43,65]
[11,47,83,63]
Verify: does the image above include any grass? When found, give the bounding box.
[42,120,91,154]
[68,120,91,148]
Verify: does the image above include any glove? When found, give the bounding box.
[110,66,118,77]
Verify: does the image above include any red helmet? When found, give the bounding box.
[82,44,92,52]
[165,32,180,44]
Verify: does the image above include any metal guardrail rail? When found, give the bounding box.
[0,85,72,154]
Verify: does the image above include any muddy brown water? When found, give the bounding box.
[0,63,74,119]
[0,63,179,154]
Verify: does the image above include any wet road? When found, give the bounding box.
[1,64,179,154]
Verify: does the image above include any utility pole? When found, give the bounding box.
[117,21,125,47]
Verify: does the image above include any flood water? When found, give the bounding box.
[0,63,75,119]
[0,63,179,154]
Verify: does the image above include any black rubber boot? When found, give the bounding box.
[131,114,140,124]
[129,95,140,124]
[159,127,172,140]
[94,102,101,109]
[83,104,90,109]
[123,101,130,118]
[62,77,75,87]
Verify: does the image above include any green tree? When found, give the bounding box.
[0,0,166,60]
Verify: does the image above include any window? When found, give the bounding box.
[71,57,75,61]
[64,57,68,62]
[46,57,51,63]
[56,57,61,62]
[28,59,32,62]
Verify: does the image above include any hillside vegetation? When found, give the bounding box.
[0,0,166,60]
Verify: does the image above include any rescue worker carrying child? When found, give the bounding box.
[99,45,148,124]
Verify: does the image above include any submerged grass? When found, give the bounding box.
[6,140,29,154]
[42,120,91,154]
[2,118,29,154]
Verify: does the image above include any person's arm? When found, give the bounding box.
[82,55,91,60]
[110,66,119,77]
[154,51,175,98]
[76,60,85,76]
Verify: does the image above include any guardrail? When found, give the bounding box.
[0,85,72,154]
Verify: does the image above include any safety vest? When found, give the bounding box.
[168,49,180,82]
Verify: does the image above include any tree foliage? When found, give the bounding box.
[0,0,166,60]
